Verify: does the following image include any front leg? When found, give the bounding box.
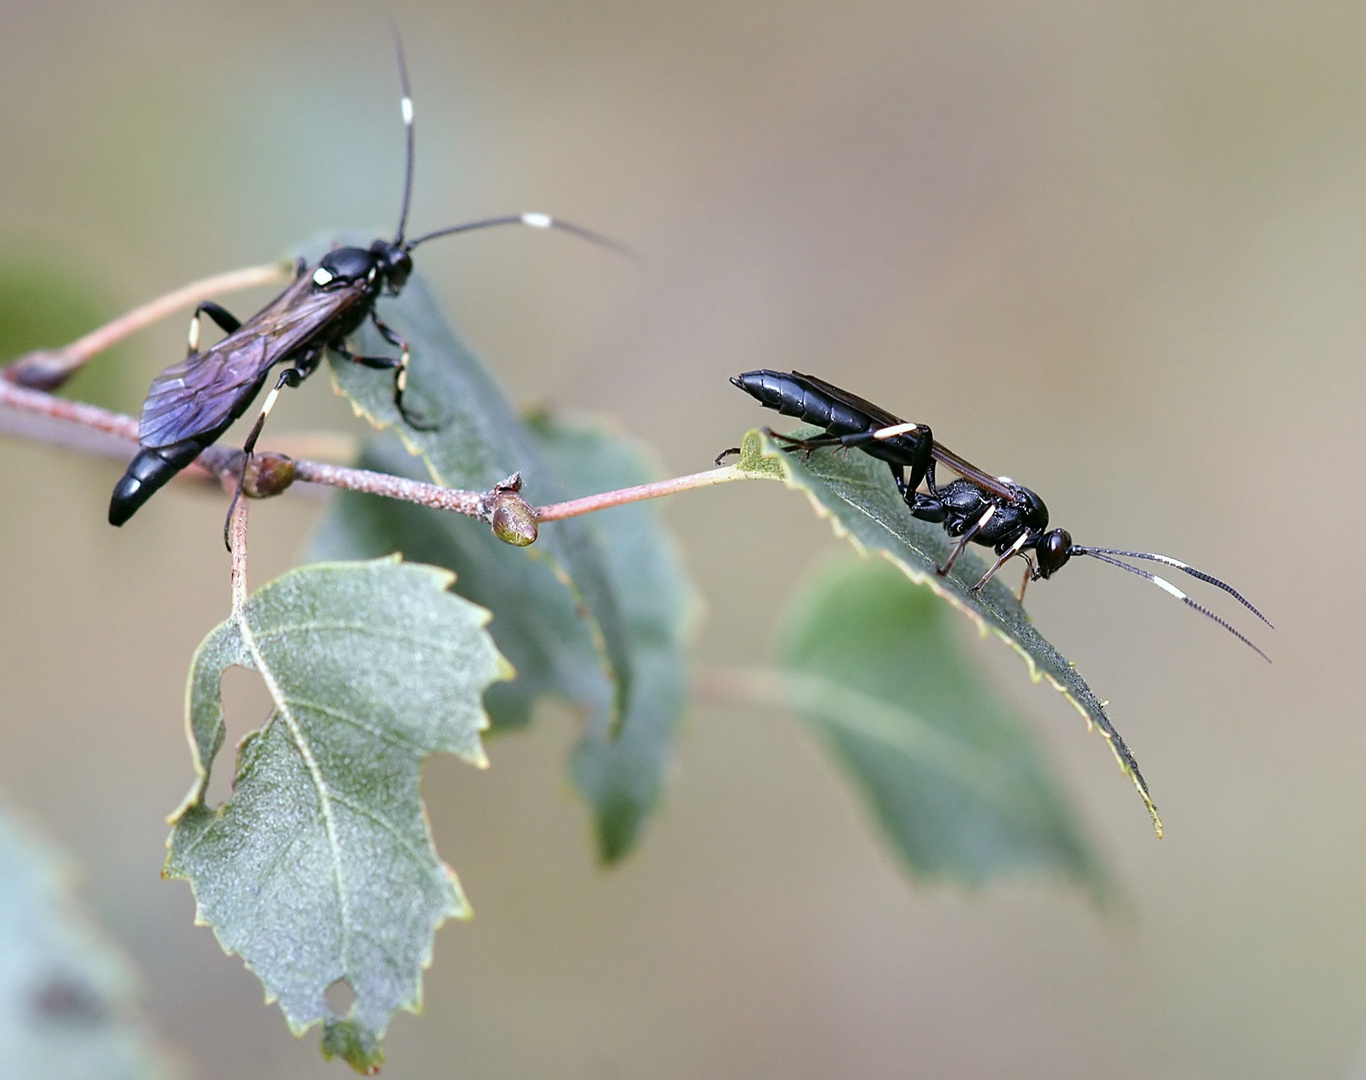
[333,313,443,431]
[937,503,995,580]
[967,531,1033,599]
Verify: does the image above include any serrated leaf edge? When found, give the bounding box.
[164,556,511,1040]
[737,428,1162,837]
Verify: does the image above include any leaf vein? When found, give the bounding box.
[236,614,354,971]
[286,697,423,753]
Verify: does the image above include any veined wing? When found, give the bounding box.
[790,370,1018,499]
[139,276,366,448]
[929,441,1019,501]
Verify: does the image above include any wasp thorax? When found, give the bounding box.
[1010,485,1050,532]
[317,246,378,285]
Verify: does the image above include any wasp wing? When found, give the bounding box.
[928,441,1018,501]
[138,275,367,448]
[790,369,1018,500]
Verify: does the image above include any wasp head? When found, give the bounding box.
[370,239,413,294]
[1032,528,1074,578]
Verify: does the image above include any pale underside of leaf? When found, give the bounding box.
[165,558,510,1072]
[309,413,698,863]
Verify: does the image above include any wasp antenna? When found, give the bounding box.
[1076,550,1271,662]
[1077,547,1273,628]
[404,213,639,262]
[390,26,416,247]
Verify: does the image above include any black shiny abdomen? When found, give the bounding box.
[731,370,868,434]
[730,369,929,468]
[109,438,211,526]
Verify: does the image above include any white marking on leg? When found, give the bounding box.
[259,385,282,420]
[187,316,200,353]
[873,422,922,439]
[521,212,552,228]
[401,97,414,125]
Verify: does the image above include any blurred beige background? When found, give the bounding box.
[0,1,1359,1076]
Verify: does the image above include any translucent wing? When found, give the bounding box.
[138,275,367,448]
[792,370,1018,501]
[928,441,1018,501]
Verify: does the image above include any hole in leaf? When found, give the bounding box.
[207,666,275,807]
[325,977,356,1017]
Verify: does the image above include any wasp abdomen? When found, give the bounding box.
[108,439,208,526]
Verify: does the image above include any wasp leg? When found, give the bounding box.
[222,364,309,549]
[1014,555,1039,603]
[967,532,1033,598]
[371,312,444,431]
[836,422,928,450]
[765,429,848,455]
[186,301,242,356]
[938,503,996,579]
[334,316,443,431]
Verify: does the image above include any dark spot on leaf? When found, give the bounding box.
[31,975,109,1025]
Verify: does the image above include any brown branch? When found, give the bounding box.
[0,379,770,545]
[533,465,766,521]
[0,380,541,538]
[228,494,250,614]
[3,259,296,391]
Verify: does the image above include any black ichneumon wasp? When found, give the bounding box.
[729,369,1273,660]
[108,40,626,529]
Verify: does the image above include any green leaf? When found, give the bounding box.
[309,437,607,733]
[164,558,511,1073]
[321,268,633,731]
[525,414,698,862]
[735,428,1162,836]
[309,416,697,862]
[0,807,173,1080]
[778,556,1107,893]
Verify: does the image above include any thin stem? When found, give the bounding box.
[228,495,250,614]
[534,465,768,521]
[0,379,138,442]
[3,259,295,390]
[0,379,526,524]
[290,458,489,517]
[0,378,774,538]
